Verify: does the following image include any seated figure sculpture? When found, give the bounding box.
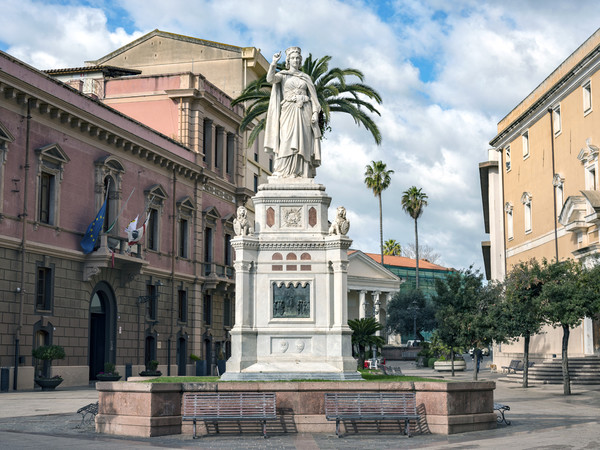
[328,206,350,236]
[233,206,253,236]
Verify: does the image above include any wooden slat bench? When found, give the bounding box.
[501,360,521,373]
[324,392,420,438]
[182,392,277,438]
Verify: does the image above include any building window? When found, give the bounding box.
[203,294,212,325]
[505,202,514,241]
[224,233,232,266]
[553,106,561,135]
[38,172,55,224]
[179,218,189,258]
[35,143,69,226]
[145,184,168,252]
[254,174,259,192]
[521,192,532,234]
[204,226,213,262]
[36,264,53,312]
[505,146,511,172]
[178,289,187,323]
[147,284,158,321]
[224,297,232,327]
[269,157,273,173]
[553,174,564,217]
[583,81,592,114]
[203,119,213,167]
[176,196,195,259]
[522,131,529,159]
[95,156,125,235]
[226,133,235,175]
[586,165,597,190]
[147,208,159,251]
[254,139,259,162]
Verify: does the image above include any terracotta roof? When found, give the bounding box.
[355,251,452,271]
[43,65,141,77]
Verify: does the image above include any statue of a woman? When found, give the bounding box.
[264,47,322,178]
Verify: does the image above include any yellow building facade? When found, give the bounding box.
[481,29,600,366]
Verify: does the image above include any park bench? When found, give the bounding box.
[182,392,276,439]
[514,361,535,372]
[501,360,521,373]
[493,402,511,425]
[76,401,98,428]
[324,392,420,438]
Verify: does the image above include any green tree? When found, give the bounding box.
[540,259,600,395]
[231,54,382,146]
[387,289,436,341]
[432,267,502,380]
[364,161,394,267]
[348,317,385,369]
[383,239,402,256]
[401,187,428,289]
[499,259,546,387]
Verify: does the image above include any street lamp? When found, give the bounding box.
[408,299,419,341]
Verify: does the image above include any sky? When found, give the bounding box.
[1,0,599,271]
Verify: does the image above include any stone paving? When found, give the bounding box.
[0,359,599,449]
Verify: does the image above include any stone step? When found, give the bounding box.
[501,356,600,384]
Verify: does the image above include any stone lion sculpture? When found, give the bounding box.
[328,206,350,236]
[233,206,253,236]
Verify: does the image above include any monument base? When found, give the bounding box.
[220,371,362,381]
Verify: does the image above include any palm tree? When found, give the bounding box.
[231,54,382,146]
[348,317,385,369]
[383,239,402,256]
[401,187,428,289]
[364,161,394,266]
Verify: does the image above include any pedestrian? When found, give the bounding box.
[475,348,483,373]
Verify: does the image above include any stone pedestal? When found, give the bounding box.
[222,178,360,380]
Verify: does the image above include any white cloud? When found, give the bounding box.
[1,0,599,270]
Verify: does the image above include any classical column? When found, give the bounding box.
[373,291,381,336]
[359,290,367,320]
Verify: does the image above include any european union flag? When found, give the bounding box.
[81,199,107,254]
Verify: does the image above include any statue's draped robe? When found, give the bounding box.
[264,68,322,177]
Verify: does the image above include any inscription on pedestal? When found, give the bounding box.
[273,282,310,318]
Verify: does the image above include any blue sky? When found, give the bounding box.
[1,0,600,271]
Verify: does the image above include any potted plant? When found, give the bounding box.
[191,353,207,376]
[139,360,162,377]
[96,362,122,381]
[32,344,66,390]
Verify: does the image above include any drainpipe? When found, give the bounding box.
[168,169,177,376]
[548,107,559,261]
[15,99,32,390]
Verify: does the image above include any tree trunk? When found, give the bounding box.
[414,218,420,289]
[562,324,571,395]
[522,334,530,388]
[378,194,384,267]
[473,348,478,381]
[451,349,455,377]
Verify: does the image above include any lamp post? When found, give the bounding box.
[408,299,419,341]
[137,280,163,367]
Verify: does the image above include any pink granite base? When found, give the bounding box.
[96,380,496,437]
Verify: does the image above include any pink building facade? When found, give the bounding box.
[0,49,237,389]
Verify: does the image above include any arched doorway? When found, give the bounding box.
[89,282,117,380]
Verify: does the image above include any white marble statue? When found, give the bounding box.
[328,206,350,236]
[264,46,322,178]
[233,206,253,236]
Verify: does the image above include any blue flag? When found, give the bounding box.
[81,198,107,254]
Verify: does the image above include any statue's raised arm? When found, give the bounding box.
[264,47,322,179]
